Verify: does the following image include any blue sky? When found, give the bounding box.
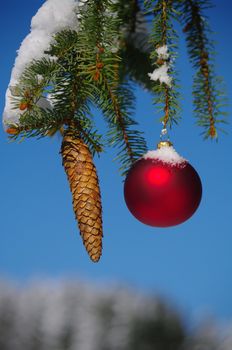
[0,0,231,323]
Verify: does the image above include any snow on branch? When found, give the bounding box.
[3,0,80,126]
[148,45,172,87]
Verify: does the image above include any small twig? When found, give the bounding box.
[186,0,216,137]
[161,0,170,128]
[102,76,135,163]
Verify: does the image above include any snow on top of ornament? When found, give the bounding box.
[143,144,186,165]
[3,0,80,126]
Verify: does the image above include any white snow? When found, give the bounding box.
[3,0,79,127]
[148,45,172,87]
[143,145,186,165]
[148,63,172,87]
[156,45,169,59]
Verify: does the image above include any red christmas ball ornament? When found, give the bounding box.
[124,141,202,227]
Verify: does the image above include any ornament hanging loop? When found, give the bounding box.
[157,140,173,149]
[159,121,171,144]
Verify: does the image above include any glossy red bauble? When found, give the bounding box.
[124,157,202,227]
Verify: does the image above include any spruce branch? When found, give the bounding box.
[87,49,147,175]
[178,0,228,139]
[99,77,147,175]
[145,0,181,130]
[102,77,135,163]
[78,0,147,174]
[161,0,171,129]
[84,2,147,173]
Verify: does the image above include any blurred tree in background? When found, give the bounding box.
[0,281,231,350]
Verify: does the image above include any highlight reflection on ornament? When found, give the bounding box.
[147,166,171,185]
[124,141,202,227]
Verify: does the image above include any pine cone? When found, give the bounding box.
[61,129,103,262]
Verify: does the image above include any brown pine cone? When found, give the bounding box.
[61,129,103,262]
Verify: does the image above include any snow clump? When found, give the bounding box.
[3,0,80,126]
[143,145,186,165]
